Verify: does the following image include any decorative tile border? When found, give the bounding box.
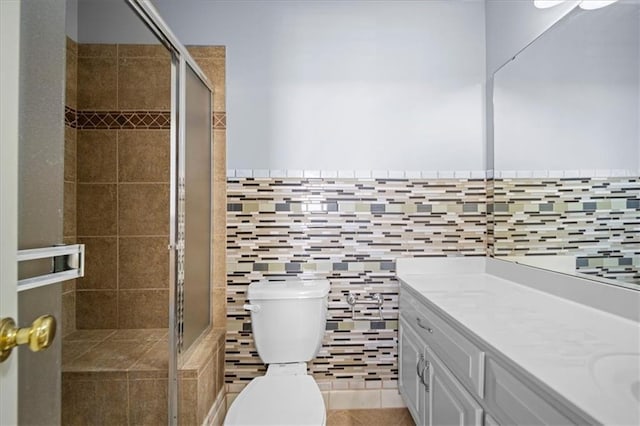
[65,105,77,128]
[226,178,487,387]
[76,110,171,129]
[64,107,227,130]
[213,112,226,130]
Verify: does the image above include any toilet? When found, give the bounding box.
[224,278,330,426]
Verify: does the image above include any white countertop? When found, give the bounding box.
[398,261,640,426]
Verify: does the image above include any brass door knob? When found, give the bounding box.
[0,315,56,363]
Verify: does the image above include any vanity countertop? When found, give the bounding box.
[398,261,640,426]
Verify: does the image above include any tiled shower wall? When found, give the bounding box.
[72,42,172,329]
[226,178,487,389]
[65,41,227,330]
[62,37,78,337]
[493,178,640,284]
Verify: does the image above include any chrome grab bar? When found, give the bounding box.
[17,244,85,292]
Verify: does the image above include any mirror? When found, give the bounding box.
[492,0,639,289]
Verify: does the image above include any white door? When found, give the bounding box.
[0,1,21,424]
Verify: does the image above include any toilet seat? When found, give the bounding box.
[224,374,326,426]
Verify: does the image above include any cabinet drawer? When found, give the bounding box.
[401,289,485,397]
[485,358,577,426]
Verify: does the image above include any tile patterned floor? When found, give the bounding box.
[326,408,415,426]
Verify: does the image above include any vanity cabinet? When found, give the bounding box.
[399,317,482,426]
[399,282,596,426]
[399,317,429,425]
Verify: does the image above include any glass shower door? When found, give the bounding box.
[180,64,212,352]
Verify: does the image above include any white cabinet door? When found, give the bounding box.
[399,317,429,425]
[427,348,483,426]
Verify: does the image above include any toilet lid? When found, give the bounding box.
[224,375,326,426]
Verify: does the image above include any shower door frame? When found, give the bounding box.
[125,1,214,424]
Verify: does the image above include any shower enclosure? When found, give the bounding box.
[1,0,217,424]
[132,1,215,421]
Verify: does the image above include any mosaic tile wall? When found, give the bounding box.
[493,177,640,285]
[226,178,487,388]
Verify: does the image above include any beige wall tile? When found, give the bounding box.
[118,130,170,182]
[212,239,226,289]
[118,290,169,329]
[194,58,226,111]
[66,37,78,56]
[118,57,171,110]
[77,57,117,110]
[213,130,226,180]
[118,44,170,58]
[62,290,76,337]
[77,184,117,236]
[212,289,226,328]
[64,127,77,182]
[64,182,76,237]
[129,379,168,425]
[118,237,169,289]
[77,130,117,182]
[95,379,129,424]
[118,184,169,235]
[62,379,96,425]
[216,342,225,397]
[78,44,117,58]
[179,378,198,426]
[197,355,216,424]
[76,290,118,329]
[187,46,225,59]
[77,237,117,290]
[63,279,76,294]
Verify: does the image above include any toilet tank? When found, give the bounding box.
[247,279,330,364]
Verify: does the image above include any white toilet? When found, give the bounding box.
[224,278,330,426]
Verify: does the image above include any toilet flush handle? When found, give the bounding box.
[243,304,261,313]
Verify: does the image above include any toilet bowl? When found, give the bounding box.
[224,364,325,426]
[223,279,330,426]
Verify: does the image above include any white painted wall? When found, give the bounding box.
[485,0,579,172]
[66,0,77,40]
[493,2,639,172]
[78,0,487,171]
[77,0,159,44]
[486,0,580,75]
